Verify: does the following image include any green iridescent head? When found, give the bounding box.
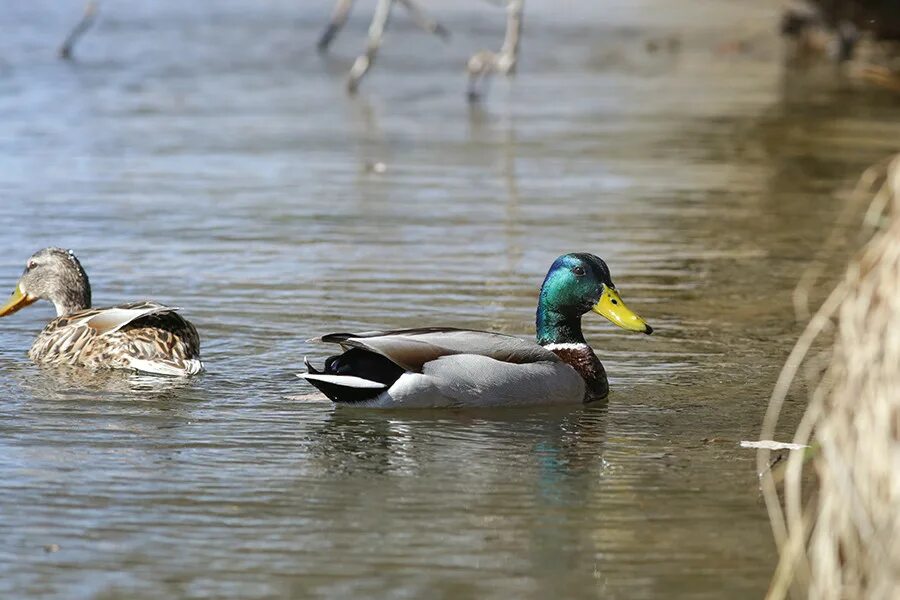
[535,253,652,345]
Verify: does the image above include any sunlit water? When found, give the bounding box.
[1,0,899,598]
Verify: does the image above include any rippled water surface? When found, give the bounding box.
[2,0,899,598]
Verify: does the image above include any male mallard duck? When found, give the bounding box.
[0,247,203,376]
[300,253,651,407]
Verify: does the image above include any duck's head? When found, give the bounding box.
[536,253,651,345]
[0,248,91,318]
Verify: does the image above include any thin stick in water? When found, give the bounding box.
[318,0,356,52]
[347,0,394,94]
[59,1,99,60]
[467,0,524,102]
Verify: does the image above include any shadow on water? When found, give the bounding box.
[305,404,608,476]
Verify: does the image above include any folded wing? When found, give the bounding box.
[316,327,560,372]
[74,301,181,335]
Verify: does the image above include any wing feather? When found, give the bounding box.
[315,327,559,372]
[74,301,181,335]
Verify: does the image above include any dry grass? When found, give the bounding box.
[758,154,900,600]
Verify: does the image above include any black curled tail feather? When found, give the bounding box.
[303,357,320,374]
[302,349,406,404]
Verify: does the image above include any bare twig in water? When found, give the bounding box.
[330,0,449,93]
[740,440,810,451]
[319,0,449,86]
[346,0,394,94]
[318,0,356,52]
[59,1,99,60]
[397,0,449,41]
[467,0,524,102]
[760,155,900,600]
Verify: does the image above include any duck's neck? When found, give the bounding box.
[53,288,90,317]
[51,274,91,317]
[536,300,609,402]
[536,302,585,346]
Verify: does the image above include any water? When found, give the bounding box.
[1,0,899,598]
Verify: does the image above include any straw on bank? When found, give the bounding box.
[758,154,900,600]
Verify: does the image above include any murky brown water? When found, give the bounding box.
[1,0,899,598]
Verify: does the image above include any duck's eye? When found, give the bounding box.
[572,266,585,277]
[26,261,37,271]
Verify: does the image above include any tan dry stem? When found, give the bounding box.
[761,154,900,600]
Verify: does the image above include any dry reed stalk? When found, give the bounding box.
[759,154,900,600]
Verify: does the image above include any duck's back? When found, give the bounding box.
[30,302,202,376]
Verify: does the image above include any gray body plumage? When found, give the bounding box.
[301,328,587,408]
[361,354,585,408]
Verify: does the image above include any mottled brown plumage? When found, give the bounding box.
[1,249,203,376]
[29,301,202,374]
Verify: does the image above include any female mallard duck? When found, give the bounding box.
[0,247,203,376]
[301,253,651,407]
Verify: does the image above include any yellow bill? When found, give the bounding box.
[592,285,653,334]
[0,284,37,317]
